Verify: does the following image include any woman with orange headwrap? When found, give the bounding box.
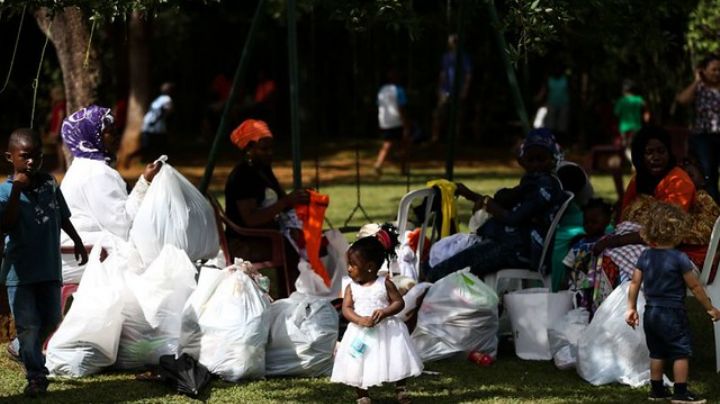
[224,119,309,268]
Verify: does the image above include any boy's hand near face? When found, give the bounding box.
[12,172,31,190]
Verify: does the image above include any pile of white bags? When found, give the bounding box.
[129,163,219,266]
[181,260,271,381]
[412,270,499,361]
[547,307,589,370]
[576,283,655,387]
[116,245,197,369]
[46,246,125,377]
[504,288,573,360]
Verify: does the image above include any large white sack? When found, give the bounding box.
[547,308,589,370]
[504,288,573,360]
[429,233,482,267]
[46,245,125,377]
[577,283,654,387]
[265,293,338,377]
[180,261,271,381]
[412,270,499,361]
[129,163,219,266]
[116,245,197,369]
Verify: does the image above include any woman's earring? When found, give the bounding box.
[367,269,372,273]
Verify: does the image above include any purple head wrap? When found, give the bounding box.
[61,105,115,160]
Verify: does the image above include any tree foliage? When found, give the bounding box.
[500,0,571,64]
[686,0,720,61]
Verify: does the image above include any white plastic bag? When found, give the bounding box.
[293,229,348,298]
[116,245,197,369]
[468,209,490,234]
[429,233,482,267]
[46,246,125,377]
[412,270,499,361]
[397,282,432,322]
[265,294,339,377]
[129,163,219,266]
[547,307,589,369]
[576,282,655,387]
[504,288,573,360]
[180,261,271,381]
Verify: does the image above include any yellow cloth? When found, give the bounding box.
[426,179,458,238]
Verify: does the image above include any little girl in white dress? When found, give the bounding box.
[331,225,423,404]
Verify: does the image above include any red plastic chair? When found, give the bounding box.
[206,194,295,298]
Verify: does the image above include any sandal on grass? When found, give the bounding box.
[395,386,412,404]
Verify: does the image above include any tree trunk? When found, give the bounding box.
[117,12,151,168]
[35,7,101,166]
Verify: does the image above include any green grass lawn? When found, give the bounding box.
[1,299,718,403]
[3,160,718,403]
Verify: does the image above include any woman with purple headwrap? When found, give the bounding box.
[59,105,161,283]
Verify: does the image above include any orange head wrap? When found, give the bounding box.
[230,119,273,150]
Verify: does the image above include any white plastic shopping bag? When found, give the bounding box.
[504,288,573,360]
[412,270,499,361]
[265,294,339,377]
[294,230,348,298]
[547,307,589,369]
[576,282,657,387]
[46,245,125,377]
[180,260,271,381]
[129,163,219,266]
[116,245,197,369]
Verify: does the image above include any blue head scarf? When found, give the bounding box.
[61,105,114,161]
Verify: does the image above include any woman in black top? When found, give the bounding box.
[224,119,308,263]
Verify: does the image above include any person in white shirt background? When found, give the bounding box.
[373,68,411,177]
[140,82,175,163]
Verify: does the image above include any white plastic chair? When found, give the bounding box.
[395,188,436,278]
[699,215,720,372]
[483,191,575,291]
[699,215,720,286]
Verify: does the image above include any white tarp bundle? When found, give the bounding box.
[129,163,219,266]
[412,270,499,361]
[180,260,271,381]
